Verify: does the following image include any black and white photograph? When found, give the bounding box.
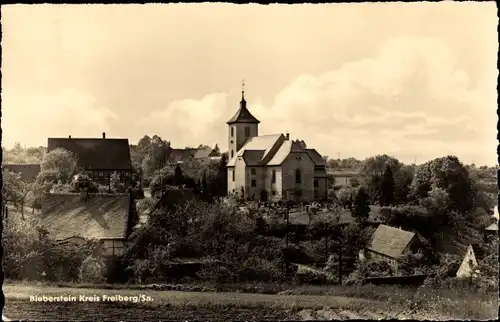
[1,2,498,321]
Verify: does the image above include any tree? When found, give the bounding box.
[174,165,184,186]
[359,155,401,203]
[2,170,32,219]
[141,135,172,180]
[137,135,152,152]
[215,154,228,196]
[411,156,475,214]
[379,165,395,206]
[149,166,176,197]
[40,148,78,183]
[110,171,126,193]
[213,144,221,155]
[71,173,98,193]
[352,187,370,222]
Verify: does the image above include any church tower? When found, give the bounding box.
[226,81,260,159]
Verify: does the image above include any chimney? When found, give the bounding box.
[102,132,106,139]
[69,135,71,139]
[285,132,290,140]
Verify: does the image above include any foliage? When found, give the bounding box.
[336,186,356,209]
[110,171,126,193]
[71,173,99,193]
[2,170,32,216]
[2,144,45,164]
[352,187,370,222]
[79,255,107,283]
[149,166,176,197]
[411,156,475,213]
[40,148,78,183]
[140,135,173,180]
[379,165,394,206]
[2,215,96,282]
[359,155,401,203]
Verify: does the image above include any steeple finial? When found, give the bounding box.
[241,79,245,99]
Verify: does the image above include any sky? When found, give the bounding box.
[1,2,498,166]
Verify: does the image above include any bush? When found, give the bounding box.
[79,255,107,283]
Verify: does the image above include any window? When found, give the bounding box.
[295,169,301,184]
[272,169,276,183]
[231,127,234,137]
[272,191,276,196]
[232,169,235,181]
[231,150,234,158]
[244,126,250,137]
[251,168,256,175]
[251,179,256,187]
[314,179,318,187]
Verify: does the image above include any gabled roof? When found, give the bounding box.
[40,193,131,240]
[242,150,266,166]
[48,138,132,171]
[367,225,416,259]
[227,134,284,166]
[266,140,292,166]
[306,149,326,166]
[194,147,214,159]
[2,164,41,182]
[170,148,197,161]
[485,223,498,231]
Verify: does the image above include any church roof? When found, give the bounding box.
[227,134,283,166]
[226,91,260,124]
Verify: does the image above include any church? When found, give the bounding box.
[226,87,328,202]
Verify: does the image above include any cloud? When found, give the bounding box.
[1,89,117,147]
[135,36,496,165]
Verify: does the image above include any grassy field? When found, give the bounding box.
[3,282,498,321]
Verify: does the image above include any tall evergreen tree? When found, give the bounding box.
[379,165,395,206]
[352,187,370,222]
[216,154,228,196]
[174,164,184,186]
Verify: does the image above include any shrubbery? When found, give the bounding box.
[3,216,99,282]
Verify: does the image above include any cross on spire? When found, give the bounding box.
[242,79,245,95]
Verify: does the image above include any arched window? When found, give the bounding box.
[271,169,276,183]
[295,169,301,184]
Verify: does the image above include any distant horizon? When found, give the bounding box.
[2,138,497,168]
[1,3,497,166]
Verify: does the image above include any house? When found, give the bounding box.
[226,88,328,202]
[327,169,361,188]
[2,163,41,182]
[456,245,479,279]
[361,224,418,270]
[170,146,221,165]
[40,193,136,258]
[47,133,133,186]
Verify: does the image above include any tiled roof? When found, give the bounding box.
[2,164,41,182]
[306,149,326,166]
[47,138,132,171]
[242,150,266,166]
[266,140,292,166]
[170,148,197,162]
[314,168,328,178]
[227,134,284,166]
[485,223,498,231]
[367,224,416,259]
[40,193,131,240]
[226,97,260,124]
[194,147,214,159]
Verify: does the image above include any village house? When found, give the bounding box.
[456,245,479,279]
[328,169,361,188]
[2,163,41,182]
[226,88,328,202]
[47,133,133,186]
[40,193,137,258]
[170,146,221,165]
[360,224,419,271]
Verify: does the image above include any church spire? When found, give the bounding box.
[241,79,246,104]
